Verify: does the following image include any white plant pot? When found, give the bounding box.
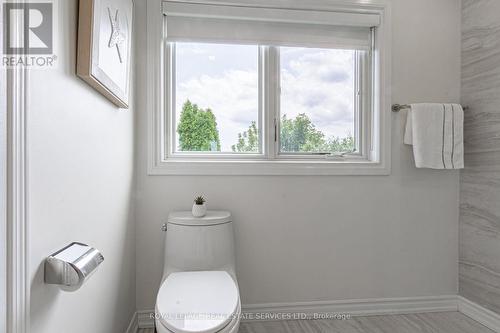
[192,203,207,217]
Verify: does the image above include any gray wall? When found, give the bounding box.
[135,0,462,310]
[27,1,136,332]
[460,0,500,314]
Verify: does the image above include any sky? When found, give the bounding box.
[175,42,355,152]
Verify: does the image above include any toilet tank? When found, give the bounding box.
[163,211,236,280]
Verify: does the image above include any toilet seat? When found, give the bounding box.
[156,271,239,333]
[156,303,241,333]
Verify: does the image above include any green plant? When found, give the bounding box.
[194,196,206,205]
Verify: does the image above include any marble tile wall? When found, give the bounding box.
[460,0,500,314]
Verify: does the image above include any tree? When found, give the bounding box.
[326,136,355,153]
[280,113,327,153]
[231,121,259,152]
[177,100,221,151]
[234,113,355,154]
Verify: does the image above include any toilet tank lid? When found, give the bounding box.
[168,211,232,226]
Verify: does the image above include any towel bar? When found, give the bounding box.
[392,104,469,112]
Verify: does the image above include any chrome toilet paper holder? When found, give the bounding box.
[45,242,104,291]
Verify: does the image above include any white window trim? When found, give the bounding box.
[147,0,392,176]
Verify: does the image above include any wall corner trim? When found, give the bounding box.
[6,47,30,333]
[458,296,500,333]
[137,310,155,329]
[125,311,139,333]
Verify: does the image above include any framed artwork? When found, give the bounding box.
[77,0,133,108]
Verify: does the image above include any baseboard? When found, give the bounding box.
[135,295,458,328]
[458,296,500,332]
[125,311,138,333]
[129,295,500,332]
[241,295,458,321]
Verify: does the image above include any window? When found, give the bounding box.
[151,1,391,175]
[279,47,358,155]
[173,43,260,154]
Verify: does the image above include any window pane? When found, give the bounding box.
[279,47,356,154]
[174,42,260,153]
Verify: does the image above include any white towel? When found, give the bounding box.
[404,103,464,169]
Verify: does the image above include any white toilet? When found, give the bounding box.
[155,211,241,333]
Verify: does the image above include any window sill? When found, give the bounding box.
[148,159,391,176]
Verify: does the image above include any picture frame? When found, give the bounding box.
[77,0,133,108]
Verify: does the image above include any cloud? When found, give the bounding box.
[177,69,259,151]
[281,48,355,138]
[176,46,355,151]
[321,69,350,83]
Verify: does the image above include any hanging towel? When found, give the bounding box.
[404,103,464,169]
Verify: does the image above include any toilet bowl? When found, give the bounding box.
[155,211,241,333]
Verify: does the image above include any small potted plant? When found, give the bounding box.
[192,195,207,217]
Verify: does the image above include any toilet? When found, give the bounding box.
[155,211,241,333]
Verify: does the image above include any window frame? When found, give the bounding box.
[166,43,369,161]
[166,43,266,159]
[273,47,370,161]
[146,0,392,176]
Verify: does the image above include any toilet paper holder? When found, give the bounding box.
[45,242,104,291]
